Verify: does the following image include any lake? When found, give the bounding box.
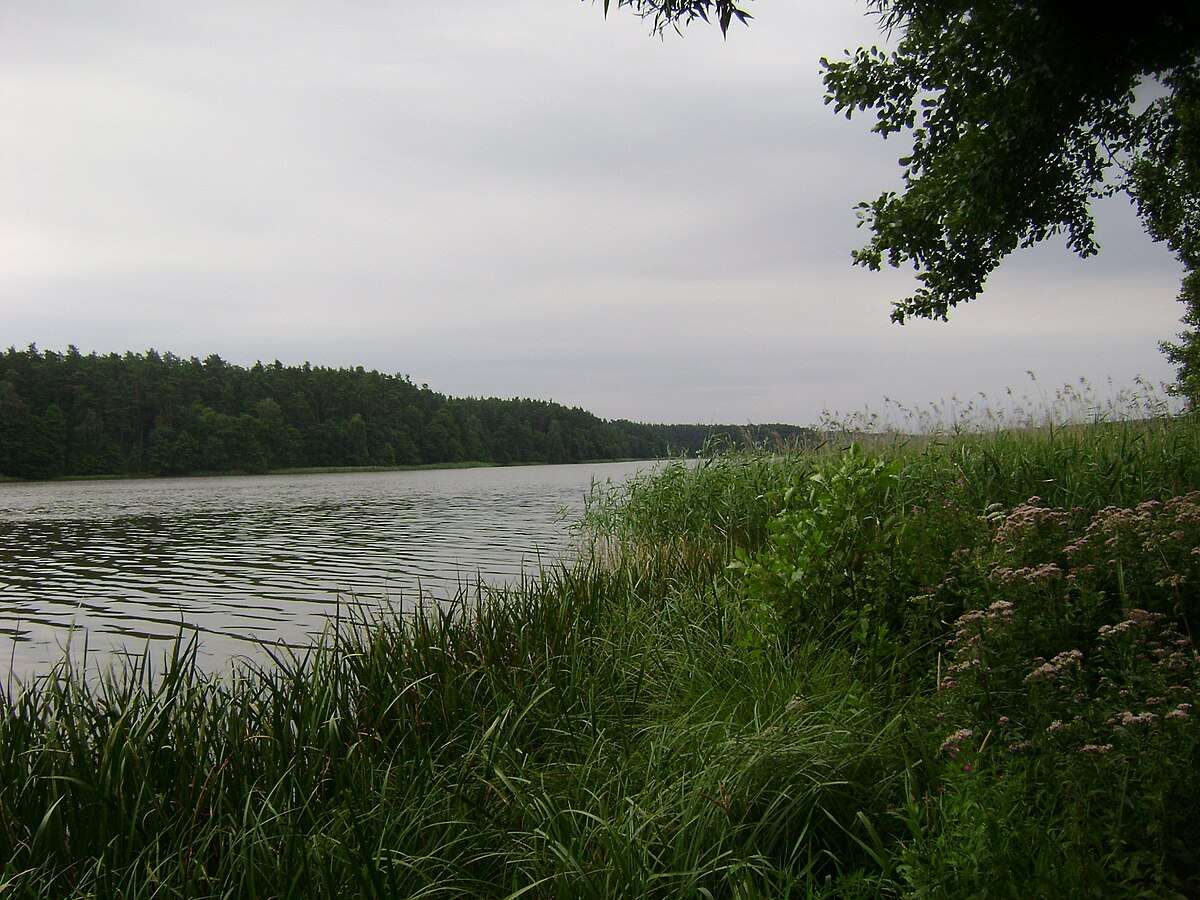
[0,460,652,679]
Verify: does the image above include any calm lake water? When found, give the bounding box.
[0,461,652,679]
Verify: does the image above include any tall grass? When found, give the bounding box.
[585,414,1200,566]
[0,556,901,897]
[2,412,1198,896]
[581,450,817,569]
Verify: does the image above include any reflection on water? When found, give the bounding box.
[0,461,649,677]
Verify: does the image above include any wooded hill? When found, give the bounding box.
[0,346,813,479]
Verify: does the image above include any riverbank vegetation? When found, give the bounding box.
[2,413,1199,896]
[0,345,812,480]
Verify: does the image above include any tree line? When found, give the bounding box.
[0,346,813,480]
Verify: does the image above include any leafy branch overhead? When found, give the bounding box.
[599,1,1199,328]
[594,0,752,36]
[820,1,1200,323]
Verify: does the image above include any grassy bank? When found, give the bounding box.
[2,417,1198,896]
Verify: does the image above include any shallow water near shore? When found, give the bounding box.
[0,460,652,678]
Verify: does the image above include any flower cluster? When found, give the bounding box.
[940,728,975,756]
[940,601,1018,690]
[929,490,1199,803]
[1165,703,1193,721]
[1024,649,1083,684]
[978,494,1200,637]
[992,499,1073,550]
[1110,710,1158,728]
[1097,611,1200,680]
[1097,608,1165,640]
[946,601,1015,647]
[989,563,1063,586]
[1060,492,1200,609]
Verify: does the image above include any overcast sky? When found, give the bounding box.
[1,1,1187,424]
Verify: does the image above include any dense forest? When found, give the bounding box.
[0,346,813,480]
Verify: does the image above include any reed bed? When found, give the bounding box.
[2,412,1199,897]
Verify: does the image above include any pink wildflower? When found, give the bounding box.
[940,728,974,754]
[1112,711,1157,728]
[1024,649,1082,683]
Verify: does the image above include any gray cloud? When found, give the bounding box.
[1,0,1186,423]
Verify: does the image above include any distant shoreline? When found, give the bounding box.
[0,457,660,485]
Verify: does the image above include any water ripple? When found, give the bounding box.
[0,461,651,677]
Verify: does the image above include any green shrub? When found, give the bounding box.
[733,447,903,667]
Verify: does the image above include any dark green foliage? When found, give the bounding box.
[736,448,919,677]
[819,1,1200,323]
[591,0,752,37]
[1162,268,1200,406]
[0,345,814,479]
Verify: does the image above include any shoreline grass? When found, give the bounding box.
[2,415,1198,896]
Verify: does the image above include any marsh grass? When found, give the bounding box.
[0,554,904,898]
[819,373,1178,436]
[2,406,1199,896]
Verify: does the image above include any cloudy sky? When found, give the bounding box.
[2,1,1186,424]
